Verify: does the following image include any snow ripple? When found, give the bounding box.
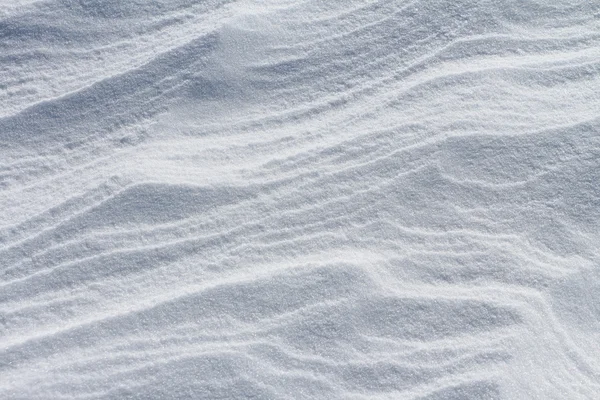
[1,0,600,398]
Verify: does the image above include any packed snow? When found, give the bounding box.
[1,0,600,399]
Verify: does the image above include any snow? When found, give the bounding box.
[1,0,600,398]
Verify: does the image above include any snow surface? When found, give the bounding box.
[1,0,600,399]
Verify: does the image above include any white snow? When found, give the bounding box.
[1,0,600,399]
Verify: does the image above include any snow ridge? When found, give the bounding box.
[1,0,600,398]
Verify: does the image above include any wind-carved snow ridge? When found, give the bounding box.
[1,0,600,398]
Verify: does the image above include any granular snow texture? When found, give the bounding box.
[1,1,600,399]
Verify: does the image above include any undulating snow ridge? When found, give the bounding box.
[1,0,600,399]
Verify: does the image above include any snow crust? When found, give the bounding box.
[1,0,600,398]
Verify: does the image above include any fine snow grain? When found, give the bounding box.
[1,0,600,399]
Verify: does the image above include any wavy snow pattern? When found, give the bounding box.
[1,0,600,399]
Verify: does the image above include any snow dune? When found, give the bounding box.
[1,0,600,398]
